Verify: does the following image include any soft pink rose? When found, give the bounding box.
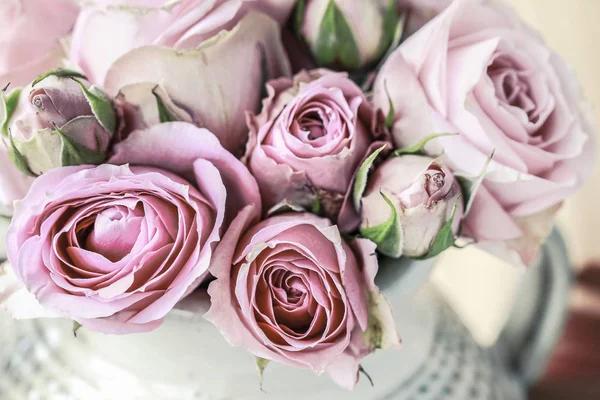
[246,69,388,221]
[374,0,596,266]
[362,155,463,258]
[0,0,79,87]
[71,0,295,84]
[206,211,399,389]
[6,122,261,334]
[80,4,292,155]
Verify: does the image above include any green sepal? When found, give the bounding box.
[377,0,401,58]
[294,0,306,38]
[383,81,395,130]
[6,133,36,177]
[1,88,22,137]
[456,150,495,215]
[32,68,88,87]
[392,133,458,156]
[256,357,270,390]
[314,0,361,69]
[360,191,403,258]
[73,321,82,338]
[54,123,106,167]
[257,44,270,106]
[311,191,322,215]
[72,78,117,134]
[416,196,461,260]
[353,144,388,211]
[152,87,178,123]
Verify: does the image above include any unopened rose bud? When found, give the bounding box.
[361,155,463,258]
[300,0,402,70]
[6,70,115,175]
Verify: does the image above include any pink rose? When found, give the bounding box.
[362,155,463,258]
[71,0,294,84]
[0,0,79,87]
[246,69,388,221]
[78,3,292,155]
[206,211,399,389]
[374,0,596,266]
[6,122,261,334]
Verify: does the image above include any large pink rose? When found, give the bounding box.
[71,0,295,84]
[246,69,388,221]
[0,0,79,87]
[5,122,261,334]
[374,0,596,266]
[206,211,399,389]
[77,2,292,155]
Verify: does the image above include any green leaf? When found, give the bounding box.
[295,0,306,38]
[417,196,461,260]
[377,0,401,58]
[360,191,403,258]
[353,144,388,211]
[32,68,88,87]
[256,357,269,390]
[54,124,106,167]
[383,80,395,130]
[456,150,495,215]
[72,78,117,134]
[314,0,361,69]
[152,87,178,123]
[393,132,458,156]
[1,88,21,137]
[6,133,35,176]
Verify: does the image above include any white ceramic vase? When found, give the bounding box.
[0,230,571,400]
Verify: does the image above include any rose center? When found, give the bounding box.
[488,56,540,124]
[298,111,326,140]
[84,204,144,262]
[424,170,445,197]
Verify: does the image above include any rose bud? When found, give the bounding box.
[6,71,115,175]
[246,69,388,222]
[361,155,463,258]
[299,0,402,70]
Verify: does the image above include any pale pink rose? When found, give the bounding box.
[71,0,294,85]
[0,0,79,87]
[5,122,261,334]
[206,211,399,389]
[88,8,291,155]
[246,69,388,221]
[374,0,596,266]
[362,155,463,258]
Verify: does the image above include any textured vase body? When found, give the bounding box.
[0,231,570,400]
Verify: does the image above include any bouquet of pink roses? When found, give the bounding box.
[0,0,595,390]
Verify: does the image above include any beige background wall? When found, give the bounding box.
[432,0,600,345]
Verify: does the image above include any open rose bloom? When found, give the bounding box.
[0,0,596,393]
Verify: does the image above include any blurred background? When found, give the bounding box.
[430,1,600,398]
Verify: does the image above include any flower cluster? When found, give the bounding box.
[0,0,595,390]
